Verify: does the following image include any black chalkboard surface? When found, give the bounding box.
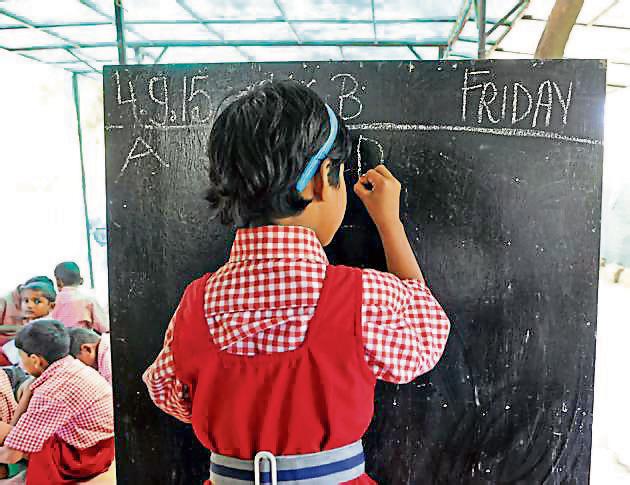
[104,60,605,485]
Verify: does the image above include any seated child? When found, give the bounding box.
[0,320,115,485]
[51,263,109,333]
[0,372,16,426]
[0,372,18,480]
[0,277,54,333]
[0,289,20,328]
[19,281,56,324]
[67,328,112,385]
[143,80,451,484]
[0,280,57,368]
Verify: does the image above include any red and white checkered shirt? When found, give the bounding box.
[98,333,112,385]
[143,225,450,423]
[0,371,16,423]
[51,287,110,334]
[0,288,22,326]
[5,356,114,453]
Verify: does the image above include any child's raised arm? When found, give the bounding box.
[353,164,425,283]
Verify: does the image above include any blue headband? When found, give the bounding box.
[295,104,339,192]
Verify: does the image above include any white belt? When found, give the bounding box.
[210,440,365,484]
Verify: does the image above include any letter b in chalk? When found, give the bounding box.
[332,73,363,121]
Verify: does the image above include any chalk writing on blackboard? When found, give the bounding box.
[115,137,169,183]
[356,135,385,177]
[105,69,599,180]
[148,76,171,126]
[331,73,363,121]
[462,69,573,128]
[185,75,212,123]
[113,70,138,122]
[347,123,599,145]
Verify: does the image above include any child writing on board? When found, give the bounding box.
[143,80,451,484]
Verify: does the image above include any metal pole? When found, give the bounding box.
[72,73,95,288]
[114,0,127,64]
[476,0,487,59]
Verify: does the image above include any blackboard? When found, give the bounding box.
[104,60,605,485]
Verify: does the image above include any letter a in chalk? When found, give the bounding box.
[532,80,553,128]
[116,137,169,183]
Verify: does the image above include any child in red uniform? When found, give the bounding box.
[68,328,112,385]
[0,320,114,485]
[51,262,109,333]
[143,81,451,484]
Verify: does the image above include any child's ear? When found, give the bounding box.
[49,301,55,310]
[316,159,334,200]
[79,277,84,286]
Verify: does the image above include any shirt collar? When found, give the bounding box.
[31,355,74,390]
[228,225,328,264]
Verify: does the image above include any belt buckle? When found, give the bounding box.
[253,451,278,485]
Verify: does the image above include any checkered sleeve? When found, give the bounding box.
[0,371,16,424]
[142,311,192,424]
[361,269,451,384]
[4,394,71,453]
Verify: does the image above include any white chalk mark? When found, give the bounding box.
[511,82,533,124]
[478,82,500,124]
[331,73,363,121]
[501,85,508,120]
[141,124,206,130]
[356,134,385,178]
[346,122,602,145]
[532,80,553,128]
[188,75,212,123]
[113,70,138,121]
[461,69,490,122]
[148,76,169,126]
[182,75,188,123]
[553,81,573,125]
[116,137,169,183]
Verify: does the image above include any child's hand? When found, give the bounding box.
[353,164,402,231]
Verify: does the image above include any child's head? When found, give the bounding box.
[20,281,56,322]
[68,327,100,369]
[206,80,352,245]
[15,320,70,377]
[54,261,83,290]
[24,275,55,287]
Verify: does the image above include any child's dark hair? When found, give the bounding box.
[24,276,54,288]
[20,281,56,302]
[54,261,82,286]
[15,320,70,363]
[68,328,100,357]
[206,80,352,227]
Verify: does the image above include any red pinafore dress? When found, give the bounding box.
[172,265,378,484]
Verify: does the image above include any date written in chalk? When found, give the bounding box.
[462,69,573,128]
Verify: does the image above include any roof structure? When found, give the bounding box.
[0,0,528,72]
[0,1,626,89]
